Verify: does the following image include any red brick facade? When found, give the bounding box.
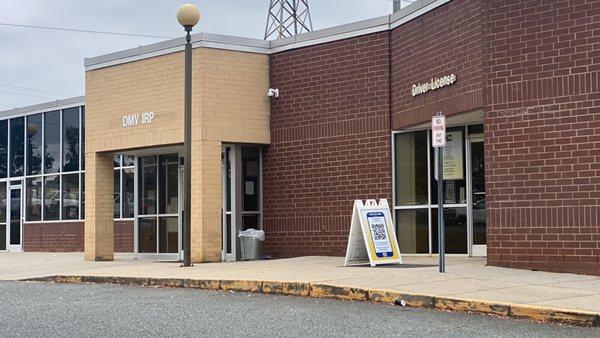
[264,0,600,275]
[23,220,134,253]
[264,32,392,257]
[390,0,483,129]
[483,0,600,274]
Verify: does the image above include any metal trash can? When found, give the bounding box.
[238,229,265,261]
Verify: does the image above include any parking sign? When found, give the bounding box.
[432,115,446,147]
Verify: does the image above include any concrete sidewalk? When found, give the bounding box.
[2,253,599,325]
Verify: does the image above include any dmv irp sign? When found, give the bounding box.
[344,199,402,267]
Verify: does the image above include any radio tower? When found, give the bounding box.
[264,0,313,40]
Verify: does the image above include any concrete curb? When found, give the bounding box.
[22,275,600,328]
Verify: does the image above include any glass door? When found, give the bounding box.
[468,137,486,256]
[221,144,262,261]
[7,181,23,252]
[0,182,6,251]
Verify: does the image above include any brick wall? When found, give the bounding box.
[264,32,392,257]
[23,220,134,253]
[483,0,600,275]
[391,0,483,129]
[23,222,84,252]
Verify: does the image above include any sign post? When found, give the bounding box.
[432,112,446,273]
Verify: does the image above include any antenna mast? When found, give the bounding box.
[264,0,313,40]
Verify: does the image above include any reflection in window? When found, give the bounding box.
[44,110,60,174]
[159,154,178,214]
[139,156,157,215]
[0,182,4,250]
[26,177,42,221]
[62,108,79,172]
[10,117,24,177]
[62,173,79,220]
[138,218,157,253]
[395,131,428,206]
[159,217,178,253]
[0,120,7,178]
[123,168,134,218]
[432,207,468,254]
[430,128,466,205]
[114,170,120,218]
[44,175,60,220]
[81,173,85,219]
[396,209,429,254]
[27,114,42,175]
[123,155,135,167]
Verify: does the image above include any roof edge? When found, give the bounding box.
[0,96,85,119]
[84,0,451,71]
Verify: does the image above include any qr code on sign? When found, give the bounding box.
[370,223,387,241]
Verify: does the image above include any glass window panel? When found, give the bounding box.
[122,168,134,218]
[242,214,259,231]
[159,217,178,253]
[62,173,79,220]
[114,170,120,218]
[242,147,259,212]
[44,110,60,174]
[159,154,178,214]
[123,155,135,167]
[81,107,85,170]
[139,156,157,215]
[138,217,157,253]
[395,131,428,206]
[26,114,42,175]
[431,207,467,254]
[26,177,42,221]
[0,223,4,250]
[0,120,7,178]
[395,209,429,254]
[10,188,21,245]
[62,107,79,172]
[114,155,121,168]
[80,173,85,219]
[431,128,466,205]
[471,141,486,245]
[43,175,60,220]
[9,117,24,177]
[0,182,5,223]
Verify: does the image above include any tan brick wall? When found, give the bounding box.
[84,47,270,262]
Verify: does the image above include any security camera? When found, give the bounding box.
[267,88,279,98]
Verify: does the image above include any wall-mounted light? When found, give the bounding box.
[268,88,279,98]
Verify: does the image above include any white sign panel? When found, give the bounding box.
[345,199,402,267]
[432,115,446,147]
[434,131,464,181]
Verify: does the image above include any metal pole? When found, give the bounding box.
[437,113,445,273]
[183,28,192,267]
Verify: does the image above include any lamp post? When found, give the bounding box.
[177,4,200,267]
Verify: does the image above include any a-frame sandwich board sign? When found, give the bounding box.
[344,199,402,267]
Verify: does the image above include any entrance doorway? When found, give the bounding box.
[135,153,182,260]
[221,144,262,261]
[7,181,23,252]
[393,123,486,256]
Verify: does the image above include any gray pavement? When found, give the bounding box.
[1,281,598,337]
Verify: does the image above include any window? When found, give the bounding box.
[114,155,135,219]
[159,154,178,214]
[27,114,43,175]
[81,108,85,170]
[80,173,85,219]
[62,173,79,220]
[44,111,60,174]
[26,177,42,221]
[9,117,24,177]
[43,175,60,221]
[139,156,157,215]
[0,120,7,178]
[0,182,5,250]
[62,108,79,172]
[114,170,120,218]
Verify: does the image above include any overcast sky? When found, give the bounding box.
[0,0,409,109]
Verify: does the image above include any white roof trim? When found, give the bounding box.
[85,0,452,71]
[0,96,85,120]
